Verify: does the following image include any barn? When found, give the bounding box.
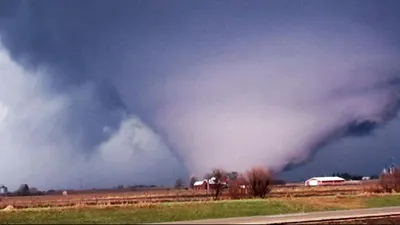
[304,176,345,186]
[193,180,208,189]
[193,177,228,190]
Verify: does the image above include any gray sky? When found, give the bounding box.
[0,0,400,190]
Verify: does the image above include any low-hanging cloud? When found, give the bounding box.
[0,0,400,189]
[0,45,183,190]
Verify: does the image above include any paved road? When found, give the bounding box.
[158,206,400,224]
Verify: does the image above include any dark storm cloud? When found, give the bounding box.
[0,0,400,188]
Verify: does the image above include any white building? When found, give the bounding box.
[0,185,8,194]
[193,177,227,189]
[304,176,345,186]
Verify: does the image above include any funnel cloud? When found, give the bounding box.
[0,0,400,189]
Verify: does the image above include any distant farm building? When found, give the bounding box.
[0,185,8,194]
[193,180,208,189]
[193,177,228,190]
[304,176,345,186]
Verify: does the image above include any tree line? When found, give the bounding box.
[331,172,378,180]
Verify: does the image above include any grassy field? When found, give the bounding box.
[0,194,399,224]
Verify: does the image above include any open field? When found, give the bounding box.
[0,183,378,209]
[0,195,399,223]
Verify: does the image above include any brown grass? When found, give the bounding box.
[284,195,366,210]
[361,184,385,194]
[0,183,377,209]
[2,193,399,213]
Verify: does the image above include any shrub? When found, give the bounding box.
[379,168,400,192]
[245,167,273,198]
[228,175,248,199]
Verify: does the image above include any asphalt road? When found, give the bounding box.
[158,206,400,224]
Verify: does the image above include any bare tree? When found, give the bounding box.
[15,184,30,196]
[245,167,273,198]
[227,171,239,180]
[205,168,227,200]
[175,178,184,189]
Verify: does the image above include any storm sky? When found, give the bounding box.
[0,0,400,190]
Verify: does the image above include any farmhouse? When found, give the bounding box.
[304,176,345,186]
[193,177,228,190]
